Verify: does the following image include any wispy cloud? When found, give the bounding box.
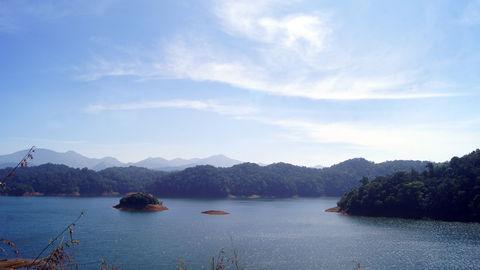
[162,39,455,100]
[78,0,455,100]
[86,97,479,161]
[237,115,480,160]
[75,55,147,81]
[161,0,453,100]
[86,99,259,116]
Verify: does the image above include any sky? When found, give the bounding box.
[0,0,479,166]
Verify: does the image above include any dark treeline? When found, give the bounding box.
[338,150,480,222]
[0,158,428,197]
[0,164,168,196]
[150,160,427,197]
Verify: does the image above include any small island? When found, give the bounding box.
[201,210,229,215]
[113,192,168,212]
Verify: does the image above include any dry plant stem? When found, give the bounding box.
[28,212,84,269]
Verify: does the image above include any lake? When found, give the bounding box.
[1,196,480,269]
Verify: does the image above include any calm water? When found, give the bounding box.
[1,197,480,269]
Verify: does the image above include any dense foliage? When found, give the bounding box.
[338,150,480,222]
[149,159,427,197]
[0,165,165,196]
[115,192,161,209]
[98,166,167,194]
[0,158,428,197]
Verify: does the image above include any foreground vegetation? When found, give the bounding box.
[338,150,480,222]
[0,159,427,198]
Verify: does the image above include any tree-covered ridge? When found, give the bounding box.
[0,158,428,197]
[337,150,480,222]
[99,166,167,194]
[1,165,166,196]
[149,160,428,198]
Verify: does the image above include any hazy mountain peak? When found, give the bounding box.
[0,148,242,171]
[132,154,242,170]
[333,158,372,167]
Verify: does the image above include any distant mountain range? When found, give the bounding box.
[0,148,242,171]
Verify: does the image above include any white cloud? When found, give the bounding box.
[78,0,454,100]
[162,39,453,100]
[86,99,258,116]
[215,0,330,52]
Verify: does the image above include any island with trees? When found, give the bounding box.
[114,192,168,212]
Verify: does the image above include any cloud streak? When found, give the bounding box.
[162,39,455,100]
[86,99,258,116]
[237,115,480,161]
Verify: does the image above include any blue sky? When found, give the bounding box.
[1,0,479,166]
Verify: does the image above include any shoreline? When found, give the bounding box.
[0,194,341,200]
[113,204,169,212]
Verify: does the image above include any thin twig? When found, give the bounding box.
[0,146,35,188]
[28,211,84,269]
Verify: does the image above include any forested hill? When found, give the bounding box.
[0,165,168,196]
[0,158,428,197]
[337,150,480,222]
[149,160,428,197]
